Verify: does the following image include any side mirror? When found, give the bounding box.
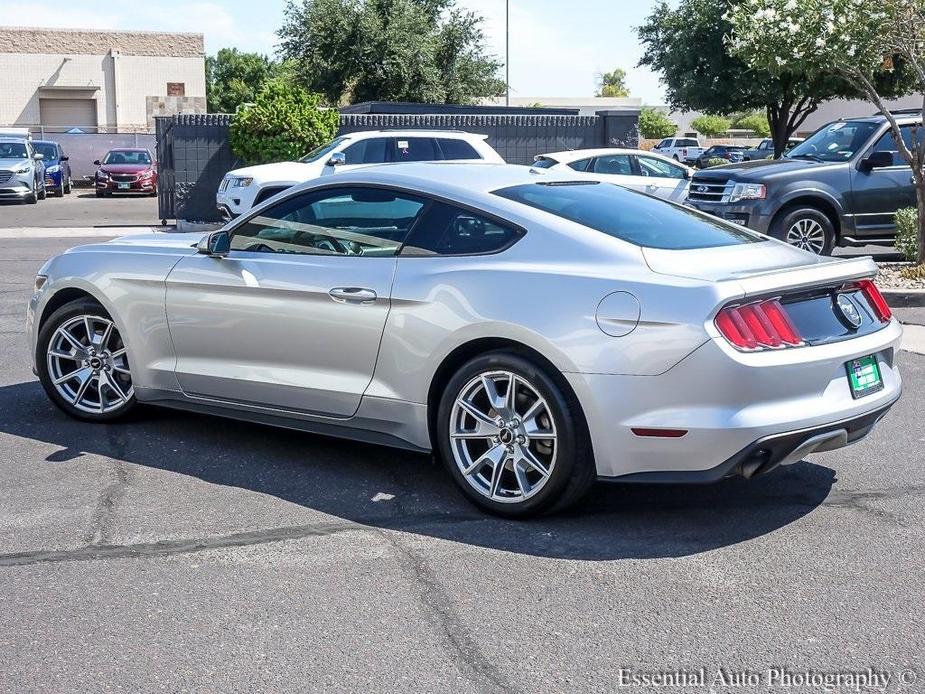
[860,150,894,171]
[33,153,44,161]
[197,230,230,257]
[683,168,692,180]
[60,155,69,161]
[93,159,101,166]
[326,152,346,167]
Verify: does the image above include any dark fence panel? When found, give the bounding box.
[156,114,239,224]
[157,109,639,222]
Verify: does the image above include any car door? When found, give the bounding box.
[165,186,427,417]
[632,154,690,201]
[850,125,919,236]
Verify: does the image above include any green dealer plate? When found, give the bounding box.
[846,355,883,399]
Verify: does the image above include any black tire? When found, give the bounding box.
[95,189,105,198]
[26,186,37,204]
[38,180,46,200]
[64,176,72,195]
[436,351,595,518]
[56,178,66,197]
[36,298,137,423]
[771,205,835,256]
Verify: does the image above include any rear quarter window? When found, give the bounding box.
[438,138,482,160]
[493,182,764,250]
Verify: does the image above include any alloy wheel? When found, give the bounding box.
[449,370,557,504]
[785,217,826,254]
[46,314,133,414]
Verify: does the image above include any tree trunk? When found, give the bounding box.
[767,107,790,159]
[916,176,925,266]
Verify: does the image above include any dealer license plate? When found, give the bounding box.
[846,355,883,399]
[118,182,130,190]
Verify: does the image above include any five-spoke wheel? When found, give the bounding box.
[37,299,136,421]
[438,352,594,517]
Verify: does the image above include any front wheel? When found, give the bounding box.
[38,180,47,200]
[37,299,136,422]
[64,175,72,195]
[771,206,835,256]
[437,352,594,518]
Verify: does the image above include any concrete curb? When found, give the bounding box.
[901,324,925,356]
[0,226,172,239]
[882,289,925,308]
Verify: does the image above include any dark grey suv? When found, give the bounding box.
[686,112,920,255]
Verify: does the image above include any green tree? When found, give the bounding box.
[638,106,677,139]
[636,0,864,157]
[691,114,731,137]
[596,68,630,97]
[727,0,924,263]
[277,0,504,105]
[206,48,282,113]
[229,80,340,165]
[732,111,771,137]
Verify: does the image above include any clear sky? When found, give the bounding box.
[0,0,666,103]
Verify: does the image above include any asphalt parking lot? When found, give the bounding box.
[0,189,159,228]
[1,236,923,693]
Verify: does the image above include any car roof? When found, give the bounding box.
[107,148,151,152]
[0,137,29,144]
[345,130,488,140]
[538,148,692,168]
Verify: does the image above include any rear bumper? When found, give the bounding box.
[605,396,898,483]
[568,319,903,479]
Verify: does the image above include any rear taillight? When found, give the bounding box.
[715,299,803,351]
[856,279,892,323]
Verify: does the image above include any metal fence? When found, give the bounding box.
[155,109,640,223]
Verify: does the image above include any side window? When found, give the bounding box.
[231,187,426,257]
[655,139,670,149]
[392,137,439,162]
[568,158,592,172]
[437,138,481,160]
[402,201,521,256]
[590,154,633,175]
[872,126,921,167]
[343,138,388,165]
[637,155,686,179]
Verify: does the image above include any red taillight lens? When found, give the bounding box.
[715,299,803,350]
[856,279,892,322]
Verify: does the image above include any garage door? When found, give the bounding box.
[39,98,98,131]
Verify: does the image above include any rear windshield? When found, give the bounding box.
[493,182,765,250]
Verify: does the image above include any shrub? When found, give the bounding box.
[705,157,729,168]
[639,107,677,139]
[895,207,919,262]
[229,80,340,165]
[731,111,770,137]
[691,114,731,137]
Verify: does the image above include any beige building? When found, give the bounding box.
[0,26,206,133]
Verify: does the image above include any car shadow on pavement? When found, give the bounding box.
[0,381,836,561]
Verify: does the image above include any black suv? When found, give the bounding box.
[686,112,920,255]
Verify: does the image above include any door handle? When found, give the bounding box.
[328,287,377,304]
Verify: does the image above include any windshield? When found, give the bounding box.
[494,181,764,250]
[0,142,28,159]
[103,150,151,165]
[298,137,349,163]
[33,143,58,161]
[786,121,879,162]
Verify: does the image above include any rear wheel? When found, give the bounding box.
[771,206,835,256]
[37,299,136,422]
[437,352,594,518]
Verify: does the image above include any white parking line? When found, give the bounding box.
[901,324,925,356]
[0,226,167,239]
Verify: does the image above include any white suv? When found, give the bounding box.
[217,130,504,219]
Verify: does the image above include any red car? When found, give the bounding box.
[94,148,157,197]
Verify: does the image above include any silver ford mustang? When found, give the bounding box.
[27,163,902,517]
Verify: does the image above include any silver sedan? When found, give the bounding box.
[27,163,902,517]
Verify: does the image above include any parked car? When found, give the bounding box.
[533,148,692,202]
[651,137,704,165]
[0,137,46,204]
[742,137,804,161]
[32,140,72,197]
[216,130,504,219]
[695,145,749,168]
[94,149,157,197]
[686,112,921,255]
[29,164,901,517]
